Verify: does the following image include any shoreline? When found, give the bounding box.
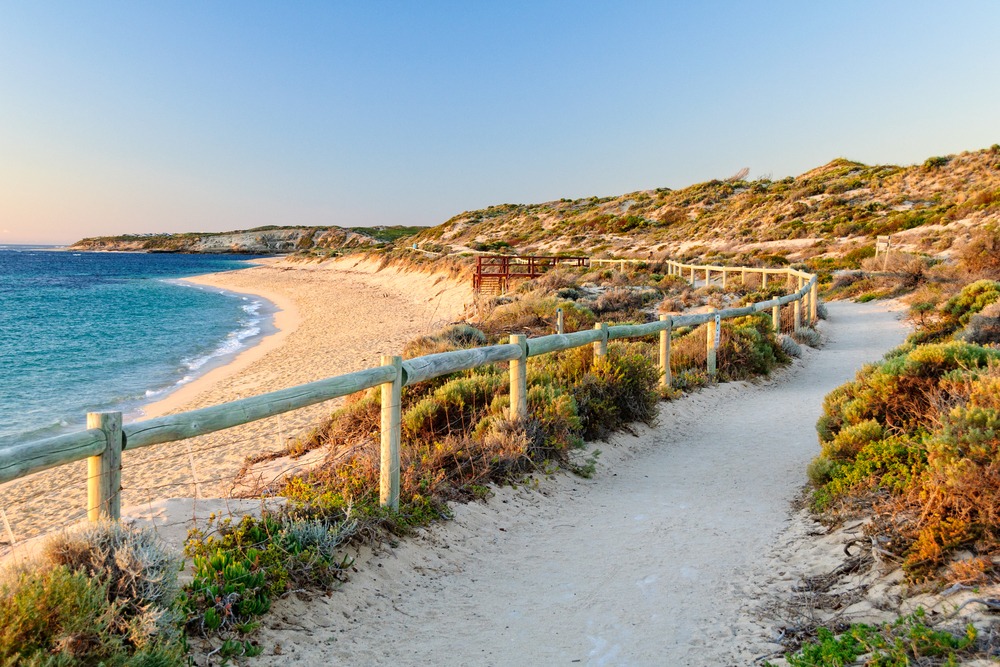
[1,255,474,546]
[140,263,301,419]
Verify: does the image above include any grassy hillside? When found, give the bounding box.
[410,145,1000,264]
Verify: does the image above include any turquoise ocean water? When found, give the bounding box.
[0,247,273,446]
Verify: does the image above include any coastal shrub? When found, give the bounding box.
[0,566,183,666]
[43,521,183,649]
[184,511,353,641]
[958,301,1000,344]
[0,524,186,665]
[479,295,595,335]
[904,280,1000,345]
[569,345,659,440]
[812,334,1000,579]
[791,327,821,348]
[402,324,488,358]
[817,342,1000,439]
[735,283,788,305]
[669,315,786,382]
[528,342,659,441]
[717,314,787,381]
[588,287,659,321]
[957,223,1000,278]
[522,268,581,293]
[402,371,507,442]
[767,610,976,667]
[669,325,708,376]
[778,334,802,358]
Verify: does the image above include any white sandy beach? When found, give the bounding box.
[0,256,473,547]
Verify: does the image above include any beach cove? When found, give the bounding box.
[0,256,473,546]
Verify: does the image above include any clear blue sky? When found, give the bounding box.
[1,1,998,244]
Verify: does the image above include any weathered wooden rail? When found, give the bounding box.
[0,259,818,524]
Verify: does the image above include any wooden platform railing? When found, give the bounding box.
[473,255,590,293]
[0,260,818,524]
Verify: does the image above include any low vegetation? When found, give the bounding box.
[0,522,186,665]
[768,609,977,667]
[809,267,1000,583]
[406,145,1000,265]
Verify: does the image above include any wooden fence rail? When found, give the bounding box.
[0,259,818,522]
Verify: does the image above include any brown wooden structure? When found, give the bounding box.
[473,254,590,294]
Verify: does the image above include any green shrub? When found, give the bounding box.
[529,342,659,441]
[43,521,183,650]
[822,434,925,503]
[717,314,787,380]
[0,524,186,665]
[402,372,506,442]
[527,384,583,450]
[940,279,1000,330]
[813,335,1000,579]
[1,567,128,665]
[769,609,976,667]
[402,324,488,358]
[819,342,1000,438]
[184,511,353,639]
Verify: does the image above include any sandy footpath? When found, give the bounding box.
[249,300,910,666]
[0,256,473,547]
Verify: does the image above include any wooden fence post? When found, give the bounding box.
[721,269,727,290]
[593,322,608,363]
[0,508,15,546]
[762,272,768,289]
[690,266,695,283]
[509,335,528,420]
[380,355,403,510]
[707,311,720,377]
[741,268,747,284]
[705,268,711,286]
[86,412,122,522]
[556,308,564,334]
[810,282,819,324]
[793,298,802,332]
[772,304,781,334]
[659,314,672,389]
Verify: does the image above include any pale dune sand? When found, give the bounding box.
[0,255,473,550]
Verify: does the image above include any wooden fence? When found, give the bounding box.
[0,260,818,522]
[473,255,590,293]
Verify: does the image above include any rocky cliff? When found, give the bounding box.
[71,226,387,254]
